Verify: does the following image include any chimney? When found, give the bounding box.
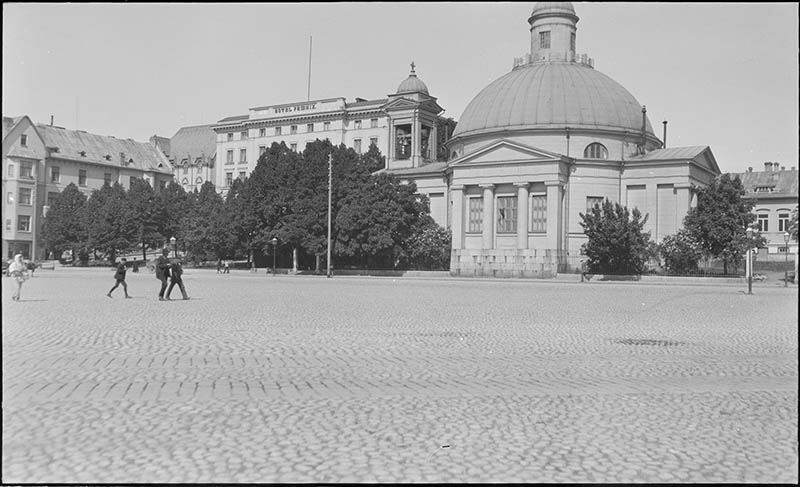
[748,167,753,172]
[50,115,54,126]
[662,120,667,149]
[764,162,774,171]
[640,106,647,153]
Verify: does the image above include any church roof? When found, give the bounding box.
[627,146,709,161]
[452,62,654,140]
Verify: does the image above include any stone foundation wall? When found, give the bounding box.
[450,249,565,278]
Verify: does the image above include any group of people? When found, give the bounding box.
[216,259,230,274]
[106,248,190,301]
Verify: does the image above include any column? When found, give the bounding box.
[412,114,421,167]
[387,121,395,166]
[545,181,562,251]
[480,184,495,249]
[514,182,529,249]
[430,122,438,162]
[450,185,464,250]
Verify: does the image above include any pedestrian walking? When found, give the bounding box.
[166,260,190,300]
[223,260,230,274]
[155,248,171,301]
[8,254,29,301]
[107,258,131,298]
[216,258,222,274]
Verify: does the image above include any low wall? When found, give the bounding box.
[450,249,564,278]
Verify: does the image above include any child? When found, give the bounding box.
[9,254,29,301]
[107,258,131,298]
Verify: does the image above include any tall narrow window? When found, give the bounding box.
[226,150,234,164]
[51,166,60,182]
[540,31,551,49]
[324,122,330,131]
[225,172,233,186]
[583,143,608,159]
[290,125,297,135]
[240,131,248,140]
[307,123,314,133]
[238,171,247,180]
[47,192,59,207]
[468,197,483,233]
[778,212,790,232]
[530,195,547,233]
[757,213,769,232]
[78,169,87,186]
[104,173,112,186]
[496,196,517,233]
[19,188,32,205]
[7,164,14,177]
[259,128,266,137]
[275,126,282,136]
[259,146,267,156]
[227,133,234,142]
[570,32,576,52]
[354,139,362,154]
[354,120,362,130]
[239,149,247,163]
[20,134,28,147]
[370,137,378,147]
[290,143,297,152]
[370,118,378,128]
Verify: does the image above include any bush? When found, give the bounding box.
[659,230,704,274]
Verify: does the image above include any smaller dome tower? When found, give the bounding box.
[396,62,429,95]
[528,2,579,63]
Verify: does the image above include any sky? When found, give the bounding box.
[3,2,798,174]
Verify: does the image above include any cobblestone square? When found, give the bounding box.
[2,269,798,483]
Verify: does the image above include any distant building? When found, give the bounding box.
[2,115,173,260]
[159,125,216,192]
[212,63,448,200]
[734,162,799,260]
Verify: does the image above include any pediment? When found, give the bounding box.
[692,147,721,175]
[382,97,443,114]
[450,140,565,167]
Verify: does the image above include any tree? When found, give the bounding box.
[789,205,799,242]
[127,178,164,261]
[658,229,703,275]
[182,182,226,262]
[682,174,761,274]
[41,183,87,264]
[398,219,452,270]
[156,181,189,249]
[84,182,134,263]
[579,199,652,275]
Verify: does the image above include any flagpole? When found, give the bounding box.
[307,36,313,101]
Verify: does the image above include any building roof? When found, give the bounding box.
[36,124,172,174]
[627,146,709,161]
[2,116,24,140]
[169,124,216,164]
[734,167,799,198]
[397,66,429,95]
[453,61,654,140]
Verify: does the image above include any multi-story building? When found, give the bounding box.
[734,162,798,261]
[158,124,216,192]
[2,115,174,260]
[212,64,447,201]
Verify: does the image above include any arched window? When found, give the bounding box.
[583,142,608,159]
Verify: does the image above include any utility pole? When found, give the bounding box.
[326,153,332,278]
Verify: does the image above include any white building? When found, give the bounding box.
[212,64,446,198]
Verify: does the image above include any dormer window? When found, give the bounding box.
[20,134,27,147]
[104,154,112,161]
[583,142,608,159]
[79,150,87,157]
[755,186,775,193]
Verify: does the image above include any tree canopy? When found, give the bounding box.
[579,199,652,275]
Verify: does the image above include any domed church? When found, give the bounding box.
[386,2,721,277]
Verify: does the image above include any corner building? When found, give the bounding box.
[394,2,721,277]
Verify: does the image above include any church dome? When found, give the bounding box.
[452,61,654,139]
[397,64,429,95]
[529,2,578,22]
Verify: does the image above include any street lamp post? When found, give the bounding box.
[784,231,790,287]
[170,236,177,258]
[271,237,278,277]
[745,227,753,295]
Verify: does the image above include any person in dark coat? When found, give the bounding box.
[166,260,189,300]
[107,258,131,298]
[155,248,171,301]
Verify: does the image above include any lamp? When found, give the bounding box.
[170,236,177,258]
[784,231,791,287]
[271,237,278,276]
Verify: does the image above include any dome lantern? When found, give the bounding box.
[528,2,579,64]
[396,61,429,95]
